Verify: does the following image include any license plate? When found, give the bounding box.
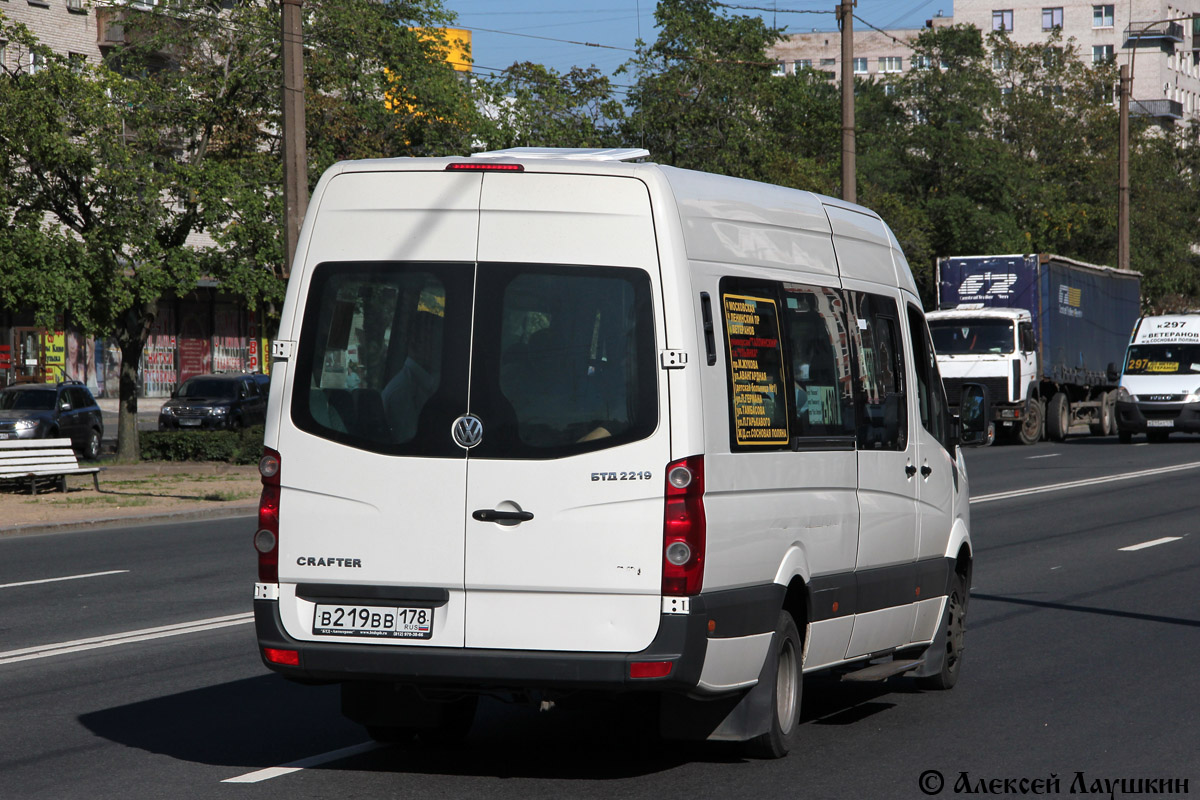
[1147,419,1174,428]
[179,418,202,427]
[312,603,433,639]
[0,433,8,439]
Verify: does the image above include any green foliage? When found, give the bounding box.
[473,63,626,150]
[139,426,265,465]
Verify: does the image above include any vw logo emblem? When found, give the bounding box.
[452,415,484,449]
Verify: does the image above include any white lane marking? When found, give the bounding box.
[222,742,383,784]
[971,460,1200,505]
[1119,537,1182,552]
[1026,453,1060,460]
[0,613,253,665]
[0,570,129,589]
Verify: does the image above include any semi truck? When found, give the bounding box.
[927,254,1141,444]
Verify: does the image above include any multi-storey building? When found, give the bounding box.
[767,0,1200,122]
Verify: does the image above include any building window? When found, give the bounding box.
[1093,5,1114,28]
[915,55,932,69]
[772,61,785,77]
[884,83,897,96]
[69,52,87,73]
[0,41,6,71]
[1092,44,1114,64]
[1042,7,1063,30]
[853,57,867,74]
[880,56,902,73]
[820,57,836,68]
[794,59,812,71]
[993,10,1014,32]
[29,50,44,75]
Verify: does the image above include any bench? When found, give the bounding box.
[0,438,102,495]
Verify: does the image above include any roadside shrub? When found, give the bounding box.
[140,425,265,464]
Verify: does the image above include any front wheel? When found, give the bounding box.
[746,611,802,759]
[82,429,101,461]
[1017,399,1043,445]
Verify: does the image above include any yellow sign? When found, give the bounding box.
[724,294,789,446]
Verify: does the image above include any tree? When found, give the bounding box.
[0,1,475,459]
[473,62,626,151]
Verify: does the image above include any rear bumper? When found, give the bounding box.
[1116,401,1200,434]
[254,583,783,694]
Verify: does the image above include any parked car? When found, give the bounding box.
[0,381,104,460]
[158,373,267,431]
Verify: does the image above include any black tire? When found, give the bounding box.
[916,569,968,691]
[82,428,101,461]
[746,611,803,759]
[1046,392,1070,442]
[228,416,242,432]
[1088,392,1114,436]
[1017,399,1042,445]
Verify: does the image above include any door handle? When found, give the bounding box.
[921,465,932,478]
[472,509,534,523]
[905,465,917,478]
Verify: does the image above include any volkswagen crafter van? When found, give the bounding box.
[1116,313,1200,442]
[253,148,987,758]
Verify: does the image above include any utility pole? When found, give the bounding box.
[1117,64,1129,272]
[838,0,856,204]
[281,0,307,280]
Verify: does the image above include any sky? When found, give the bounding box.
[445,1,953,88]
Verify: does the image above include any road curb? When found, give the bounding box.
[0,504,257,537]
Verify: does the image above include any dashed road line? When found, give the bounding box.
[1119,537,1183,552]
[0,570,129,589]
[222,742,383,784]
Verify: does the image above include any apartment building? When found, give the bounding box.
[767,0,1200,122]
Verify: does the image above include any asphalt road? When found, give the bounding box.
[2,435,1199,799]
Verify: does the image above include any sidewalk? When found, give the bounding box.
[0,461,260,536]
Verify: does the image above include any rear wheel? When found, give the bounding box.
[916,569,968,691]
[1046,392,1070,441]
[746,611,802,759]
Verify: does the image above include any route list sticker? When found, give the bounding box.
[724,293,789,446]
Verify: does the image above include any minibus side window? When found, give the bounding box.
[848,292,907,451]
[719,278,856,451]
[906,304,952,452]
[778,283,857,444]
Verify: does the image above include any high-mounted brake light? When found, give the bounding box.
[662,455,705,597]
[445,162,524,172]
[256,447,281,583]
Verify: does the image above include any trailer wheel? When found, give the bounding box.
[1046,392,1070,441]
[1017,399,1042,445]
[1088,391,1114,436]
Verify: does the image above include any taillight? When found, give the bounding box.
[662,455,705,596]
[255,447,281,583]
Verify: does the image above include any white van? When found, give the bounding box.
[1116,313,1200,442]
[252,148,985,758]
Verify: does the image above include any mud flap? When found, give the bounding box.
[658,631,776,742]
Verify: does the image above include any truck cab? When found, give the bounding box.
[927,308,1039,445]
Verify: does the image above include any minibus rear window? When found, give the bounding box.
[469,264,659,460]
[292,262,474,458]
